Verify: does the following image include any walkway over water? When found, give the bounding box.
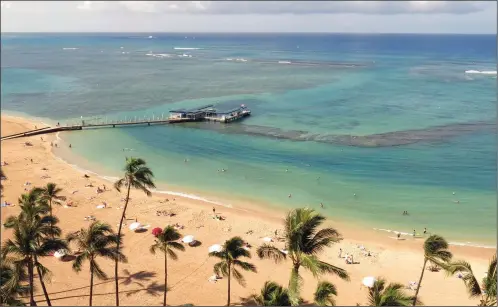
[1,105,251,141]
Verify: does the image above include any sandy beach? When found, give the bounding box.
[1,115,495,306]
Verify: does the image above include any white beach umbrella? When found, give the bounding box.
[53,250,66,259]
[362,276,377,288]
[209,244,223,253]
[262,237,273,242]
[129,222,142,231]
[182,235,195,244]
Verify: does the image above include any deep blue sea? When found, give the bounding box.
[1,33,496,246]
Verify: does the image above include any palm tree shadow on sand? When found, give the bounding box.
[27,269,158,301]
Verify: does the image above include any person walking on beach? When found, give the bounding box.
[212,207,216,216]
[338,248,342,258]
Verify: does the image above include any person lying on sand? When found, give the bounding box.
[1,201,13,207]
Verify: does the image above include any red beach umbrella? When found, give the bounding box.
[151,227,162,237]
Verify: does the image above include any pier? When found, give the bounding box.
[1,105,251,141]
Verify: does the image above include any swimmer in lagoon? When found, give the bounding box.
[288,194,292,198]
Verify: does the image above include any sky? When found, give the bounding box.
[1,1,496,34]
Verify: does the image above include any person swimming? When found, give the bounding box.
[288,194,292,198]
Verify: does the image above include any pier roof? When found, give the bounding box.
[169,104,215,114]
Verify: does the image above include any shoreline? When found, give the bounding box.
[52,122,495,250]
[1,114,495,306]
[4,113,495,253]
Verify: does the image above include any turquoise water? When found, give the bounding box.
[1,33,496,246]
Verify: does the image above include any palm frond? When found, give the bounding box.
[233,260,257,273]
[231,268,246,286]
[257,244,286,263]
[314,281,337,306]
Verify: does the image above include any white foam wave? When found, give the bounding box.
[62,47,78,50]
[154,190,232,208]
[465,70,497,75]
[174,47,201,50]
[146,53,172,58]
[178,53,192,58]
[373,228,494,249]
[278,61,291,64]
[225,58,247,62]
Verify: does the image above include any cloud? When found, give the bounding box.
[73,1,492,15]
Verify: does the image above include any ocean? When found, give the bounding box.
[1,33,496,246]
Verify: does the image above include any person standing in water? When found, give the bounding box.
[413,230,416,237]
[320,202,324,208]
[423,228,427,234]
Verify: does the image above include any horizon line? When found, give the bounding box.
[1,31,495,35]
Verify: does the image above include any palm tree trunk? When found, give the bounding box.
[164,252,168,306]
[289,264,300,306]
[227,263,231,306]
[28,258,37,306]
[114,183,131,307]
[34,255,52,306]
[49,198,53,238]
[413,258,427,306]
[90,260,94,306]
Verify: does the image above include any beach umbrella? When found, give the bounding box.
[182,235,195,244]
[129,222,142,231]
[262,237,273,242]
[54,249,66,259]
[151,227,162,237]
[362,276,377,288]
[208,244,222,253]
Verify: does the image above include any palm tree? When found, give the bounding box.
[446,254,496,306]
[40,183,63,235]
[149,226,185,306]
[2,212,67,306]
[257,208,349,305]
[314,281,337,306]
[113,157,155,306]
[252,280,336,306]
[367,277,420,306]
[0,253,29,306]
[67,221,127,306]
[3,188,66,307]
[252,281,291,306]
[209,236,257,306]
[412,235,452,306]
